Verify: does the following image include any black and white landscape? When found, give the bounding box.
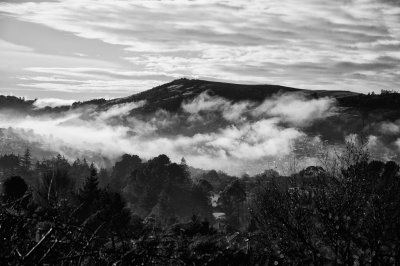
[1,0,400,265]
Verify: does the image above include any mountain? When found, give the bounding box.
[1,78,399,173]
[2,78,399,114]
[0,78,365,114]
[1,78,399,143]
[102,78,359,113]
[97,79,400,147]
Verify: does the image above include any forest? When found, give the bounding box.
[0,141,399,265]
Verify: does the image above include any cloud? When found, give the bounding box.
[1,0,400,97]
[97,101,145,120]
[182,91,336,126]
[366,134,400,161]
[33,98,76,108]
[379,120,400,135]
[0,92,338,175]
[12,67,170,97]
[182,92,253,122]
[0,39,33,52]
[252,93,337,126]
[342,133,400,163]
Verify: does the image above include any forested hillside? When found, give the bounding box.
[1,141,399,265]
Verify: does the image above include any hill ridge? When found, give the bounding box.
[103,78,359,113]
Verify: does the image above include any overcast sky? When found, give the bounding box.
[1,0,400,100]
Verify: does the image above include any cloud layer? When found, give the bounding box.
[33,98,76,108]
[1,0,400,99]
[0,92,334,175]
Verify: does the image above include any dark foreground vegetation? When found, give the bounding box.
[1,143,399,265]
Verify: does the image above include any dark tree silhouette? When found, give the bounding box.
[21,148,32,171]
[79,164,100,204]
[251,145,400,265]
[2,176,28,201]
[197,179,213,194]
[218,180,246,230]
[110,154,141,191]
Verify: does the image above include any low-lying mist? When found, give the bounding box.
[1,91,392,175]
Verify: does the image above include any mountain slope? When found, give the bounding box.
[0,78,360,114]
[104,78,359,113]
[1,79,399,173]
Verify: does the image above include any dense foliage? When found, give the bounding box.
[1,143,399,265]
[338,90,400,109]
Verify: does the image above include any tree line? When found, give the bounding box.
[1,142,399,265]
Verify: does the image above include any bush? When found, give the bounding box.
[250,143,400,265]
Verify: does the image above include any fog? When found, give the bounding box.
[33,98,77,109]
[0,92,346,175]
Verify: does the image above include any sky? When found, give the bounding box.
[1,0,400,101]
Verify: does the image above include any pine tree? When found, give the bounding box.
[79,164,100,204]
[21,148,31,171]
[180,157,187,166]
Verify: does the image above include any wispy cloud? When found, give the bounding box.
[0,92,335,174]
[1,0,400,99]
[33,98,76,108]
[379,120,400,135]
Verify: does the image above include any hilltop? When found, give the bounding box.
[103,78,359,113]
